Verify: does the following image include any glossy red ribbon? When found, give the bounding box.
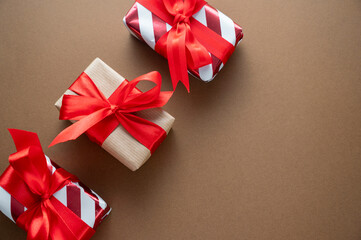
[136,0,235,92]
[49,71,172,154]
[0,129,95,240]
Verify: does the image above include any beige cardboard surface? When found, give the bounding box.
[55,57,175,171]
[0,0,361,239]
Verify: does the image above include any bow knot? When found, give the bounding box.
[173,13,189,25]
[110,104,120,113]
[40,193,52,201]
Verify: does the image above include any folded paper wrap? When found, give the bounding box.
[54,58,175,171]
[123,0,243,91]
[0,129,110,240]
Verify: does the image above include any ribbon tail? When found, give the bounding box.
[8,129,42,152]
[185,27,212,70]
[16,204,50,240]
[46,198,94,240]
[167,25,190,92]
[49,108,113,147]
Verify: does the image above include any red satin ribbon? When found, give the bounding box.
[49,71,172,154]
[0,129,95,240]
[136,0,235,92]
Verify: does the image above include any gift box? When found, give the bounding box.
[123,0,243,91]
[0,129,111,240]
[51,58,175,171]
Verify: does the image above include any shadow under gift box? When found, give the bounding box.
[123,0,243,82]
[55,58,175,171]
[0,155,111,233]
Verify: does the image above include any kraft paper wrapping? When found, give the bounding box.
[55,58,175,171]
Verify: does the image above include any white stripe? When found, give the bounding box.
[193,6,207,26]
[0,187,14,223]
[199,63,213,82]
[80,188,96,227]
[219,62,224,71]
[45,155,56,174]
[218,10,236,46]
[198,52,214,82]
[91,190,107,210]
[166,23,172,32]
[137,3,156,49]
[53,186,67,207]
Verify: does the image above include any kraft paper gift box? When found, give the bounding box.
[123,0,243,89]
[0,129,111,240]
[54,58,175,171]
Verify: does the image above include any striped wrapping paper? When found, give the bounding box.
[0,155,111,229]
[123,1,243,82]
[55,58,175,171]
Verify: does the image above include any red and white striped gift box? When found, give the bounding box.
[123,1,243,82]
[0,155,111,230]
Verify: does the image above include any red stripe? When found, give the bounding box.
[125,4,144,41]
[152,13,168,44]
[77,182,99,203]
[66,185,81,218]
[95,202,102,220]
[234,23,243,43]
[204,5,222,36]
[11,196,25,222]
[77,182,103,223]
[203,5,227,73]
[211,53,221,74]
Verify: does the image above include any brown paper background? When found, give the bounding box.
[0,0,360,239]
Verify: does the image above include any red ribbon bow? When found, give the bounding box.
[136,0,235,92]
[49,71,173,154]
[0,129,95,240]
[161,0,212,91]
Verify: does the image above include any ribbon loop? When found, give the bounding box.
[8,145,50,197]
[114,71,163,111]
